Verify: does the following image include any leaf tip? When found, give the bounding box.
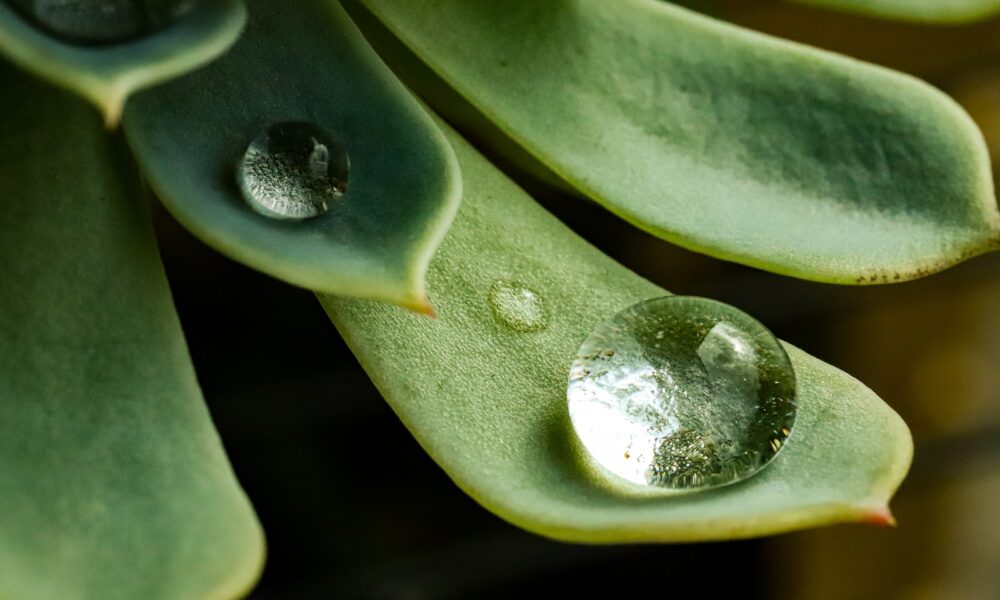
[861,506,897,528]
[409,295,437,318]
[99,88,128,129]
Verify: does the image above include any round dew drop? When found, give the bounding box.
[567,296,796,491]
[237,122,349,221]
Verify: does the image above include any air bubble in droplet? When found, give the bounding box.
[488,280,548,332]
[567,296,796,491]
[8,0,198,44]
[237,122,349,221]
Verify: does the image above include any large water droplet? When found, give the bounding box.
[488,280,549,332]
[8,0,197,45]
[237,122,349,221]
[567,296,796,491]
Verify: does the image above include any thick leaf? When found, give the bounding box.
[320,123,913,542]
[124,0,460,313]
[790,0,1000,23]
[0,61,263,599]
[0,0,246,125]
[350,0,1000,284]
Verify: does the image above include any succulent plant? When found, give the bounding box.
[2,0,999,597]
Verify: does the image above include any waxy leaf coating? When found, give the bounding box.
[792,0,1000,23]
[322,124,913,542]
[0,61,262,600]
[353,0,1000,284]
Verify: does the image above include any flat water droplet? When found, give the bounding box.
[488,280,548,332]
[567,296,796,491]
[237,122,349,221]
[8,0,197,44]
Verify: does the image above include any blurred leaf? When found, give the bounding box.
[0,61,263,599]
[351,0,1000,284]
[0,0,246,125]
[125,0,460,313]
[321,123,913,542]
[789,0,1000,23]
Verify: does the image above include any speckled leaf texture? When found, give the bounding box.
[791,0,1000,23]
[124,0,460,313]
[0,0,246,125]
[350,0,1000,284]
[0,62,263,599]
[321,124,913,542]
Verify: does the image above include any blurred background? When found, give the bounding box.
[153,2,1000,598]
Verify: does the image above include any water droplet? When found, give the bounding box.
[567,296,796,491]
[8,0,197,45]
[237,122,349,221]
[488,280,548,332]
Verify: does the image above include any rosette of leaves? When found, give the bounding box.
[1,0,998,598]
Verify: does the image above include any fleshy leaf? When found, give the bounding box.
[0,61,263,599]
[0,0,246,125]
[124,0,460,313]
[320,123,913,542]
[350,0,1000,284]
[789,0,1000,23]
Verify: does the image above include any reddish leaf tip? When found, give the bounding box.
[862,507,897,527]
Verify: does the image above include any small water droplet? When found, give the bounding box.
[237,122,349,221]
[488,280,549,333]
[8,0,197,44]
[567,296,796,491]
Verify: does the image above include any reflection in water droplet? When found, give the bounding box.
[488,280,548,333]
[7,0,198,45]
[237,122,349,221]
[567,296,796,491]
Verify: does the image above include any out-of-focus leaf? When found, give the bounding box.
[125,0,460,313]
[790,0,1000,23]
[0,60,263,600]
[0,0,246,125]
[350,0,1000,284]
[321,123,913,542]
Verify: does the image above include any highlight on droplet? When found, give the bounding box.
[567,295,797,491]
[237,121,349,221]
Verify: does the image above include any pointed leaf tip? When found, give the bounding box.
[862,507,898,527]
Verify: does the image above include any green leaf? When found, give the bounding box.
[0,0,246,126]
[124,0,460,313]
[0,61,263,599]
[350,0,1000,284]
[321,123,913,542]
[789,0,1000,23]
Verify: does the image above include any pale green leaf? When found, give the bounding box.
[0,0,246,125]
[0,61,263,600]
[320,123,913,542]
[350,0,1000,284]
[790,0,1000,23]
[124,0,460,313]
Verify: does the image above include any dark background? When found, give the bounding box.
[155,2,1000,598]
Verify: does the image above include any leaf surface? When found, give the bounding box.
[351,0,1000,284]
[125,0,460,312]
[790,0,1000,23]
[0,0,246,125]
[0,61,263,600]
[321,124,913,542]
